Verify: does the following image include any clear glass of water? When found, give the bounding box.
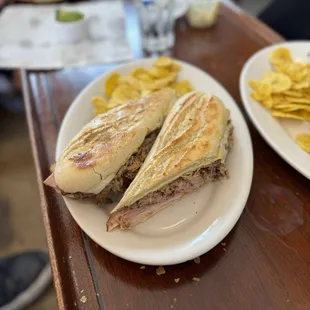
[136,0,175,53]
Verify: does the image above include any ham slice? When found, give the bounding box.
[107,194,183,231]
[44,173,57,188]
[106,160,228,231]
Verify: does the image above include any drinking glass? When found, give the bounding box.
[136,0,175,53]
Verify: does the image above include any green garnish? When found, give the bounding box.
[55,9,84,23]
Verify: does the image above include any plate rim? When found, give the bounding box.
[240,40,310,180]
[57,58,254,265]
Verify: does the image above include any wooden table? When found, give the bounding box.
[22,2,310,309]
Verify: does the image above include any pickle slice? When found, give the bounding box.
[55,9,84,22]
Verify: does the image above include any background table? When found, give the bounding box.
[22,1,310,309]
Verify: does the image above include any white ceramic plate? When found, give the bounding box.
[56,59,253,265]
[240,41,310,180]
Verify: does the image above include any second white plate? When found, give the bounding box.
[240,41,310,180]
[56,59,253,265]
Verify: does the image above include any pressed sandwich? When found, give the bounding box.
[44,88,175,203]
[107,91,233,231]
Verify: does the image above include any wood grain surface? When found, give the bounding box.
[22,2,310,310]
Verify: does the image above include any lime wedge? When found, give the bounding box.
[55,9,84,22]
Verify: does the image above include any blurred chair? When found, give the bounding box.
[259,0,310,39]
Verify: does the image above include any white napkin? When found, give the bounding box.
[0,1,133,69]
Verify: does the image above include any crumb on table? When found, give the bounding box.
[156,266,166,275]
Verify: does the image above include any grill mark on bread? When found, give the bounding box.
[142,94,225,180]
[69,151,96,168]
[61,102,146,160]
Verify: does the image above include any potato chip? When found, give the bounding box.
[248,80,272,100]
[279,104,310,112]
[170,80,193,96]
[261,72,292,93]
[285,97,310,104]
[296,133,310,153]
[138,80,160,91]
[273,103,310,112]
[292,80,310,90]
[301,88,310,97]
[272,110,310,120]
[94,56,193,115]
[141,89,152,97]
[111,84,140,104]
[275,62,308,82]
[104,72,120,98]
[154,72,178,89]
[251,94,273,109]
[92,96,108,115]
[139,72,176,91]
[269,48,292,65]
[92,96,107,105]
[283,90,303,97]
[136,73,154,82]
[148,67,170,78]
[117,76,141,90]
[270,94,287,106]
[153,56,173,67]
[272,104,293,111]
[107,100,122,109]
[170,62,181,72]
[130,68,149,77]
[131,68,154,82]
[250,92,261,102]
[294,104,310,112]
[261,98,273,109]
[94,107,106,115]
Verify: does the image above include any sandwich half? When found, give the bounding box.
[107,91,233,231]
[44,88,175,203]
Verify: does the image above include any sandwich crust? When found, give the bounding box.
[112,92,231,212]
[54,88,175,194]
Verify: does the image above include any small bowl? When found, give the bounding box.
[54,18,89,44]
